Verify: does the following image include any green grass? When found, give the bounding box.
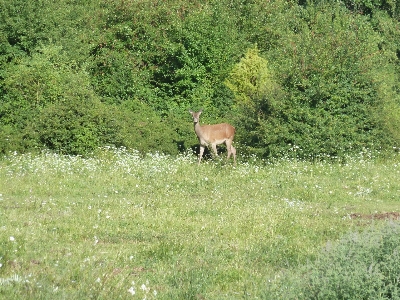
[0,148,399,299]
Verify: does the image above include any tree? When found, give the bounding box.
[225,46,276,108]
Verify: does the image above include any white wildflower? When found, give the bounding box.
[128,286,135,295]
[141,282,150,293]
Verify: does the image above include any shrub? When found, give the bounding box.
[0,44,88,155]
[263,222,400,299]
[35,97,104,155]
[34,98,185,156]
[115,99,184,155]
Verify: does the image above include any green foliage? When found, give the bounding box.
[115,99,184,155]
[35,97,185,156]
[341,0,400,18]
[231,2,400,159]
[264,222,400,299]
[88,0,244,115]
[1,0,400,158]
[2,45,65,122]
[88,39,155,105]
[0,0,99,61]
[35,98,104,156]
[1,45,78,153]
[1,44,102,155]
[0,43,184,156]
[225,46,276,108]
[225,46,284,156]
[146,1,246,114]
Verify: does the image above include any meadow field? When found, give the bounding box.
[1,148,399,299]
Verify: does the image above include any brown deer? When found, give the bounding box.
[189,109,236,165]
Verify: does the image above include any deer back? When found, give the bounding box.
[196,123,235,144]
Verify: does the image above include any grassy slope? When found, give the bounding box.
[0,149,399,299]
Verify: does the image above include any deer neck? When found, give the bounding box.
[194,121,203,136]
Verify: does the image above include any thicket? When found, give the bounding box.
[1,0,400,158]
[263,222,400,299]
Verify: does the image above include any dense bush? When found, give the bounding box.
[34,98,186,156]
[0,43,186,155]
[263,222,400,299]
[1,0,400,158]
[88,0,246,115]
[114,99,189,155]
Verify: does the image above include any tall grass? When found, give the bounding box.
[1,148,399,299]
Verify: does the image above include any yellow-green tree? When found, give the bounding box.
[225,46,277,109]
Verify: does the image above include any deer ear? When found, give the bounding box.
[199,109,203,113]
[189,109,193,113]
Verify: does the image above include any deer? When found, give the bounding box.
[189,109,236,165]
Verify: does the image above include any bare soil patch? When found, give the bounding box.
[350,212,400,220]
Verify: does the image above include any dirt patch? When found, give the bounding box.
[350,212,400,220]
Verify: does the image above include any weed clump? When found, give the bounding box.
[264,222,400,299]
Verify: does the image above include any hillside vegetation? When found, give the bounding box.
[1,0,400,158]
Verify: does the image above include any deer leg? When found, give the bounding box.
[198,145,205,164]
[231,145,236,165]
[211,144,218,158]
[226,140,236,165]
[226,141,232,159]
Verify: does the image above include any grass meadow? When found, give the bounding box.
[1,148,399,299]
